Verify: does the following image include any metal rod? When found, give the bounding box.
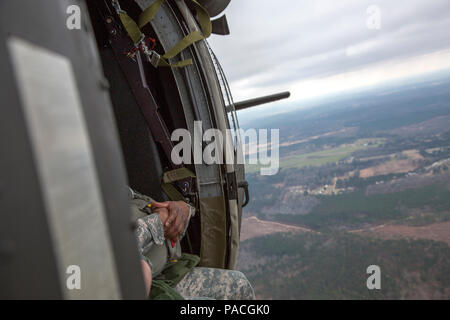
[232,91,290,111]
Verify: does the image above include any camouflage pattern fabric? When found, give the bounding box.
[135,214,165,247]
[135,214,165,269]
[175,267,255,300]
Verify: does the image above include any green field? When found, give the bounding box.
[245,138,384,173]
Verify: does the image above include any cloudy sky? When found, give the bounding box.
[208,0,450,118]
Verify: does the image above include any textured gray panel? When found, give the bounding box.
[8,37,121,299]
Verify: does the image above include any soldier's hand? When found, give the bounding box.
[153,206,169,226]
[152,201,190,242]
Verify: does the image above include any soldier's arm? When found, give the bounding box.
[134,208,169,267]
[135,209,168,248]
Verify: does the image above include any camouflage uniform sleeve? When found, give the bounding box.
[174,267,256,300]
[135,213,165,268]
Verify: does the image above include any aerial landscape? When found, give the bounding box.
[2,0,450,304]
[238,71,450,299]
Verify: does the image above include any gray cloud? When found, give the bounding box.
[209,0,450,93]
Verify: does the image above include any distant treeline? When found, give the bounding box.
[239,232,450,299]
[273,182,450,230]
